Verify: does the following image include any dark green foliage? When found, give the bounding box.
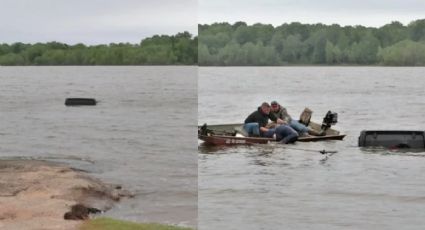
[199,19,425,66]
[0,32,197,65]
[408,19,425,41]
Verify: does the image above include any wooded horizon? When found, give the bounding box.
[1,19,425,66]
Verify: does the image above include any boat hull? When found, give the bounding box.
[198,121,340,136]
[199,134,346,146]
[199,135,272,145]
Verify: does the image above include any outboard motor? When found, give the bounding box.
[199,123,215,136]
[199,124,208,136]
[321,111,338,131]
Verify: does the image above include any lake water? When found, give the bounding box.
[198,67,425,230]
[0,66,197,227]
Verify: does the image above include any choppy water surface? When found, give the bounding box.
[0,66,197,227]
[199,67,425,230]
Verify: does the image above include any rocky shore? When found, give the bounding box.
[0,160,132,230]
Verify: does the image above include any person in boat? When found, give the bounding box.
[244,102,298,144]
[270,100,324,136]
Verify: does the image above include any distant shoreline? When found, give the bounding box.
[196,63,425,68]
[0,32,197,66]
[199,20,425,66]
[1,65,423,67]
[0,64,198,67]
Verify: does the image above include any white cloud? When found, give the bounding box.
[0,0,197,44]
[199,0,425,27]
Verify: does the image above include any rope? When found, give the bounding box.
[281,146,338,154]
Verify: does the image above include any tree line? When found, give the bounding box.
[0,32,197,65]
[199,19,425,66]
[2,19,425,66]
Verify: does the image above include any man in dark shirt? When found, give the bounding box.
[244,102,298,143]
[244,102,275,132]
[244,102,276,137]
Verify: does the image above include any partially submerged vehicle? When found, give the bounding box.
[358,130,425,149]
[198,108,346,146]
[65,98,97,106]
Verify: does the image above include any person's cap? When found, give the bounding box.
[261,102,270,107]
[271,101,278,105]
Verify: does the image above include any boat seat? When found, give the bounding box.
[299,107,312,126]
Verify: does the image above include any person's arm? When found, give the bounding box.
[268,113,277,123]
[260,127,269,132]
[269,113,286,124]
[282,108,292,123]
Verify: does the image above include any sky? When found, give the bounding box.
[199,0,425,27]
[2,0,425,45]
[0,0,197,45]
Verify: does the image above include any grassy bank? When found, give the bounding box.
[80,218,193,230]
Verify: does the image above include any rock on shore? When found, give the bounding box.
[0,160,131,230]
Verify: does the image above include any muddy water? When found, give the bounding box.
[0,66,197,227]
[198,67,425,230]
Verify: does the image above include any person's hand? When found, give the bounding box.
[266,123,277,128]
[277,118,286,125]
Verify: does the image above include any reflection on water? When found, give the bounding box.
[199,67,425,230]
[0,66,197,227]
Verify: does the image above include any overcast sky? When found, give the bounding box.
[3,1,425,45]
[199,0,425,27]
[0,0,197,45]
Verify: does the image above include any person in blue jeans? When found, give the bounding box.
[270,100,324,136]
[274,124,299,144]
[244,102,277,137]
[243,122,261,137]
[243,102,299,143]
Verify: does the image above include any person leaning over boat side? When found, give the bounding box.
[244,102,275,137]
[243,102,298,143]
[270,100,324,136]
[274,124,299,144]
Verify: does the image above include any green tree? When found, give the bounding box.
[408,19,425,41]
[378,40,425,65]
[347,32,380,64]
[325,41,342,64]
[375,21,408,47]
[281,34,306,63]
[0,53,25,65]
